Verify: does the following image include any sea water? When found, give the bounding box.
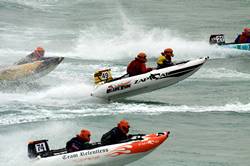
[0,0,250,166]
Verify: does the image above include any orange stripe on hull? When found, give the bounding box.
[107,131,169,157]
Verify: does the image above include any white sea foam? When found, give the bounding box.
[0,82,94,105]
[0,23,244,66]
[69,27,241,61]
[2,0,59,10]
[1,102,249,126]
[191,67,250,80]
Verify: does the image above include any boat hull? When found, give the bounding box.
[91,57,208,100]
[221,43,250,51]
[0,57,64,82]
[33,132,169,166]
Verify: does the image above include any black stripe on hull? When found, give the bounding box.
[167,64,203,77]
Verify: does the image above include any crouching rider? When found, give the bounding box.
[101,119,130,145]
[66,129,94,152]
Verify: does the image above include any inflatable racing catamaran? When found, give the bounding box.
[209,34,250,51]
[91,57,208,100]
[0,57,63,83]
[28,131,170,166]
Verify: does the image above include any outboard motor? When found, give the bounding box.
[94,69,113,85]
[209,34,225,45]
[28,140,50,159]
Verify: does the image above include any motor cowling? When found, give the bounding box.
[28,140,50,159]
[209,34,225,45]
[94,69,113,85]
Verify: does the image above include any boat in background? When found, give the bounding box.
[209,34,250,51]
[28,131,170,166]
[91,57,208,100]
[0,57,64,83]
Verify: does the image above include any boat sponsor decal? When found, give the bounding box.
[107,136,164,157]
[62,148,109,160]
[106,81,131,93]
[134,73,167,84]
[107,144,132,157]
[134,64,202,84]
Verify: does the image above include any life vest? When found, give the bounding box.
[157,55,167,65]
[127,59,149,76]
[239,35,249,43]
[238,30,250,43]
[101,127,128,145]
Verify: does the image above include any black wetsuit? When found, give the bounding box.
[101,127,129,145]
[66,136,93,152]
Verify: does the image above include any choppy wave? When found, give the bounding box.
[0,0,59,11]
[0,83,94,105]
[191,67,250,80]
[0,8,245,65]
[0,27,244,65]
[70,27,243,61]
[1,1,250,166]
[1,102,249,126]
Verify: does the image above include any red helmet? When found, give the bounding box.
[164,48,174,57]
[117,119,130,134]
[35,47,45,52]
[243,28,250,37]
[136,52,147,62]
[78,129,91,142]
[244,28,250,33]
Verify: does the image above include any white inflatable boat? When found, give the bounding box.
[28,131,170,166]
[91,57,208,100]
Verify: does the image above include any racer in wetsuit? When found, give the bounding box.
[127,52,152,77]
[101,120,130,145]
[66,129,94,152]
[15,47,45,65]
